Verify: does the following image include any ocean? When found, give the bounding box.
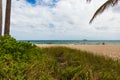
[19,40,120,45]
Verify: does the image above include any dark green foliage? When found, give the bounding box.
[0,36,120,80]
[0,35,42,79]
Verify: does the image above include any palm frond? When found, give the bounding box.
[89,0,119,23]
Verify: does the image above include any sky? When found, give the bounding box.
[2,0,120,40]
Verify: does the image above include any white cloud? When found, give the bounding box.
[2,0,120,40]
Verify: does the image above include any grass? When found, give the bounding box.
[0,35,120,80]
[42,47,120,80]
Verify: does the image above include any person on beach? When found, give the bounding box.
[102,42,105,45]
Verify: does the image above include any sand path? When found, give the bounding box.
[36,44,120,59]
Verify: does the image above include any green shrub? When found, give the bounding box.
[0,35,42,79]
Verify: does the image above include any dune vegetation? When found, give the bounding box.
[0,35,120,80]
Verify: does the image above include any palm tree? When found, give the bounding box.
[4,0,11,35]
[89,0,119,23]
[0,0,2,38]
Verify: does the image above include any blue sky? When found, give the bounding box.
[26,0,36,4]
[2,0,120,40]
[26,0,59,7]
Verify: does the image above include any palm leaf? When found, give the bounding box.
[89,0,119,23]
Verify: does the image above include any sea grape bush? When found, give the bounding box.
[0,35,42,79]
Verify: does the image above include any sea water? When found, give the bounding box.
[19,40,120,45]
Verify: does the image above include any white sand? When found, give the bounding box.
[36,44,120,59]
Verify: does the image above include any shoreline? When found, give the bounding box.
[36,44,120,59]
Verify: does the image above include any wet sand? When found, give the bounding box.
[36,44,120,59]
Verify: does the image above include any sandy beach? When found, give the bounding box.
[36,44,120,59]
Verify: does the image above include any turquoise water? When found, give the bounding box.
[19,40,120,45]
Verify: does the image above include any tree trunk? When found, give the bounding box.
[0,0,2,38]
[4,0,11,35]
